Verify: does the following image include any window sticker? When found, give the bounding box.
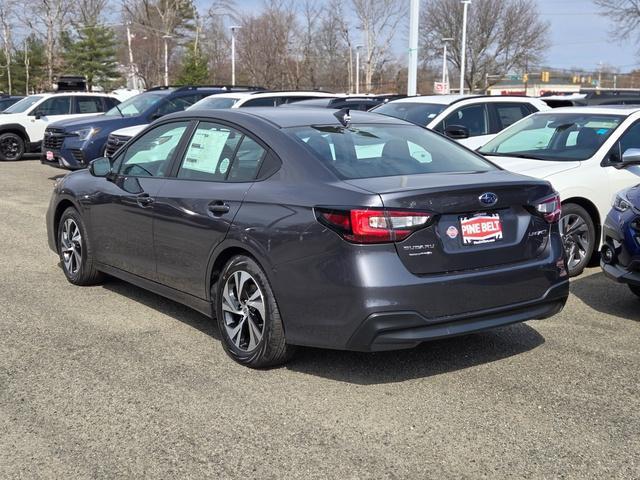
[183,129,231,173]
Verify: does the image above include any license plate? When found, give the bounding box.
[46,151,54,161]
[460,213,503,245]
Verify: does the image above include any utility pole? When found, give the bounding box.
[598,61,603,89]
[162,34,172,86]
[407,0,419,96]
[460,0,471,95]
[355,45,362,95]
[442,38,453,86]
[230,26,241,86]
[126,24,137,90]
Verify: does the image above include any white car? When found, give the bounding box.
[478,105,640,276]
[0,92,119,161]
[103,91,340,156]
[372,95,550,149]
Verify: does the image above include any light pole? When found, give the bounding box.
[355,47,360,94]
[162,34,172,86]
[442,37,453,86]
[460,0,471,94]
[230,26,241,86]
[407,0,419,96]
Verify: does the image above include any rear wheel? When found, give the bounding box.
[215,255,294,368]
[57,207,104,285]
[0,132,25,161]
[560,203,595,277]
[629,284,640,298]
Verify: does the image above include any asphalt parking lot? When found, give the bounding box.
[0,160,638,479]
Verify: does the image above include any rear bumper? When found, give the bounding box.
[346,282,568,351]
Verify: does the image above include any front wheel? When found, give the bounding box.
[57,207,104,285]
[560,203,595,277]
[0,132,25,161]
[215,255,295,368]
[629,284,640,298]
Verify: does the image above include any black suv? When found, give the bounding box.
[41,85,265,169]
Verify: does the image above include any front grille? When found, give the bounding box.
[105,134,131,157]
[43,128,65,150]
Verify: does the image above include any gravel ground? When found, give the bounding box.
[0,160,638,479]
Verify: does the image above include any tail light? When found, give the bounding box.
[316,208,433,244]
[535,193,561,223]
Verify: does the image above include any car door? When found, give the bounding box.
[602,120,640,196]
[89,121,190,279]
[27,95,72,141]
[153,121,268,298]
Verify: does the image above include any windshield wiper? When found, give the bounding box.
[481,152,548,160]
[113,104,124,117]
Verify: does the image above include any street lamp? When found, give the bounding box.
[230,26,241,86]
[460,0,471,94]
[407,0,419,96]
[355,45,363,95]
[442,37,454,87]
[162,34,172,86]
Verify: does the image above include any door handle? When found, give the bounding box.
[208,202,230,215]
[136,193,154,206]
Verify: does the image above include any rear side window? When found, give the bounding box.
[227,137,266,181]
[242,97,277,107]
[75,96,103,114]
[177,122,242,181]
[493,103,534,131]
[287,124,494,179]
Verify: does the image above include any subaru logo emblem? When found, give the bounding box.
[479,192,498,206]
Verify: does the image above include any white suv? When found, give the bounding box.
[0,92,119,161]
[373,95,550,150]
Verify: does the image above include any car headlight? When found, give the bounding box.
[71,127,100,141]
[613,190,633,212]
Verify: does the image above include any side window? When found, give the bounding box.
[119,122,188,177]
[36,96,72,116]
[610,121,640,162]
[177,122,242,181]
[103,97,120,110]
[227,136,267,181]
[442,104,489,137]
[493,103,532,131]
[75,97,103,114]
[155,95,201,117]
[242,97,277,107]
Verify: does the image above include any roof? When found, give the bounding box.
[536,105,640,115]
[168,106,410,128]
[210,91,339,100]
[391,94,477,105]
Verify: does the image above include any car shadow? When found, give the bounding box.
[571,270,640,320]
[101,278,220,340]
[286,323,545,385]
[98,277,545,384]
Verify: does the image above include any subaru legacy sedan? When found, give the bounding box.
[46,108,569,367]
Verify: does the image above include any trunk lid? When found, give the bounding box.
[345,170,554,275]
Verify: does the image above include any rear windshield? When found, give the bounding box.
[189,97,239,110]
[479,112,625,161]
[287,124,495,179]
[372,102,446,126]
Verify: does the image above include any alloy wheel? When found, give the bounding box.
[221,270,266,352]
[0,136,20,160]
[60,218,82,275]
[561,213,590,271]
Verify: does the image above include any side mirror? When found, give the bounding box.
[89,156,114,180]
[621,148,640,167]
[444,124,470,140]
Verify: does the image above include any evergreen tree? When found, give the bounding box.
[176,41,209,85]
[62,24,120,90]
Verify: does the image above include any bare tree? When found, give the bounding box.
[595,0,640,48]
[351,0,407,92]
[420,0,549,91]
[0,1,14,94]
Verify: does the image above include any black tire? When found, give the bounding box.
[629,284,640,298]
[215,255,294,368]
[561,203,596,277]
[57,207,104,286]
[0,132,25,161]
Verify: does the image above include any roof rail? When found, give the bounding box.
[147,85,267,92]
[246,89,335,95]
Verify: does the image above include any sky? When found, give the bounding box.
[229,0,639,73]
